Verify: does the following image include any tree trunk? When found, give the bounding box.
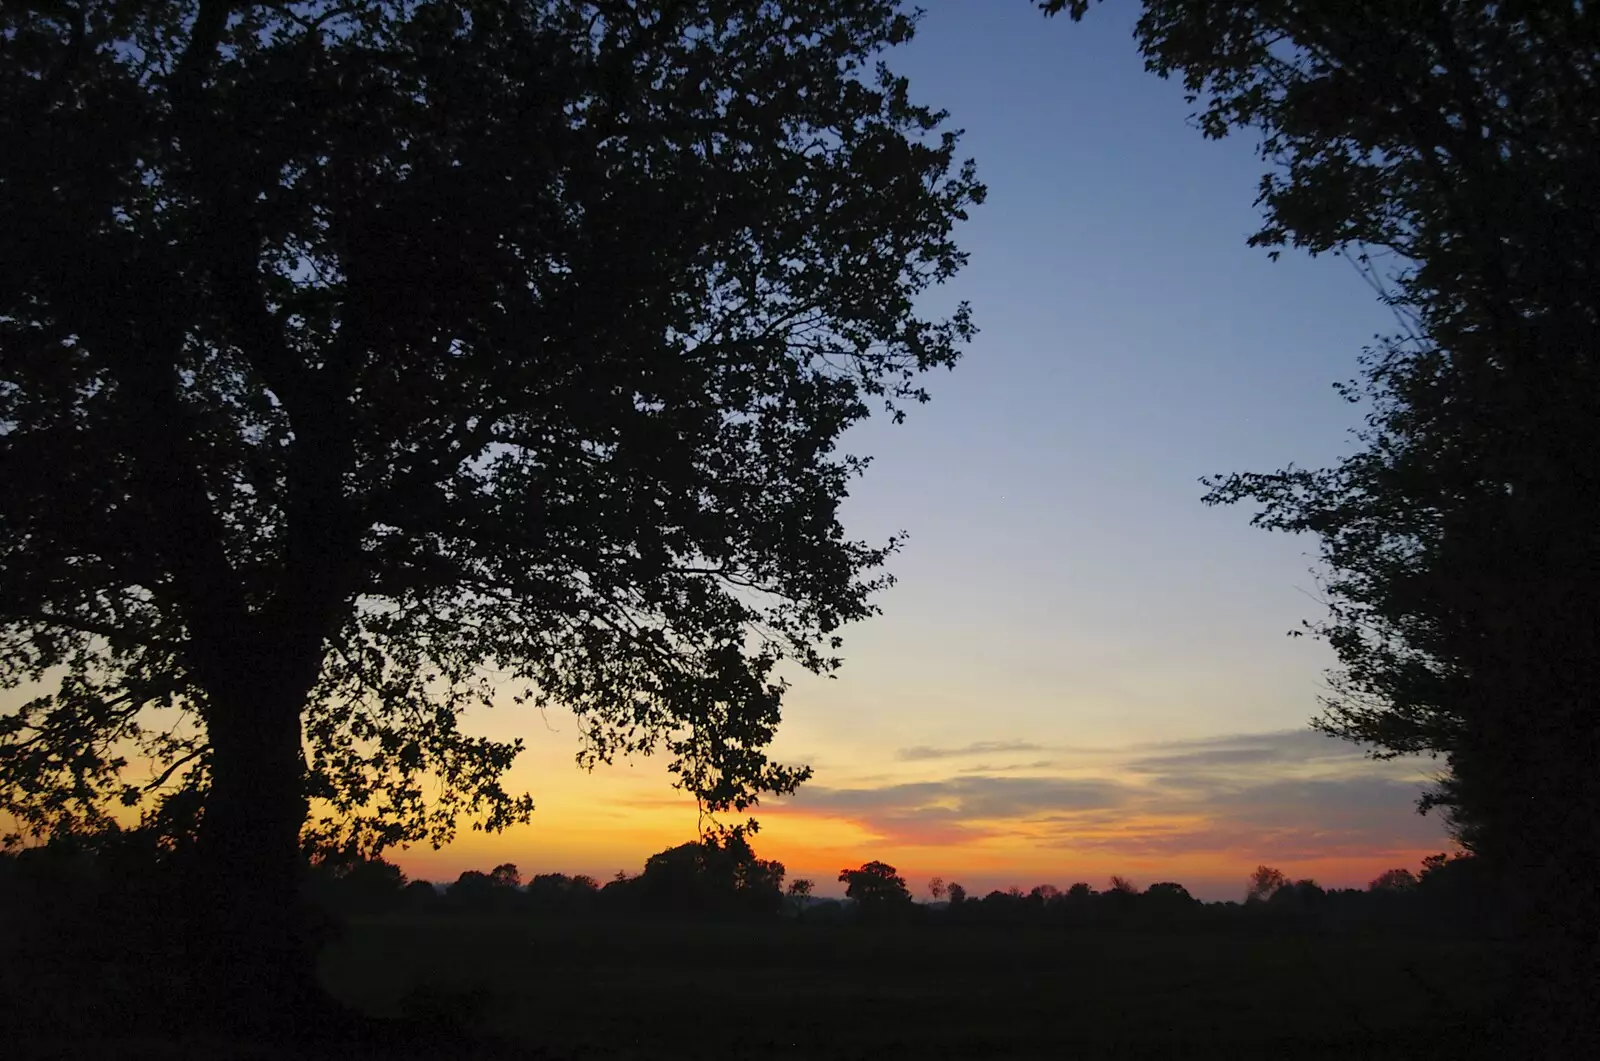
[185,677,317,1040]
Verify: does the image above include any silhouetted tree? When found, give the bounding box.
[636,829,784,916]
[786,877,814,915]
[839,860,912,915]
[401,879,440,912]
[1369,869,1419,893]
[928,876,946,903]
[1145,882,1194,905]
[599,871,642,914]
[526,872,599,916]
[1042,0,1599,1048]
[446,870,498,911]
[1098,875,1140,923]
[304,849,406,915]
[0,0,982,1027]
[1269,878,1327,913]
[1139,881,1198,927]
[946,881,967,906]
[1246,866,1289,904]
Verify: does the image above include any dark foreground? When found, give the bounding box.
[9,914,1517,1059]
[319,916,1511,1060]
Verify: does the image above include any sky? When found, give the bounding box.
[396,1,1452,902]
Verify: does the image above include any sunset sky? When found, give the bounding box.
[396,2,1454,902]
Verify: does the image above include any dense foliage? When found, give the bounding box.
[0,0,981,851]
[1,0,981,1021]
[1,835,1506,939]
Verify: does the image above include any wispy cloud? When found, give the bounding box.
[774,774,1130,846]
[764,728,1445,865]
[896,740,1048,761]
[1123,729,1362,775]
[1023,775,1440,860]
[788,775,1129,817]
[957,759,1058,774]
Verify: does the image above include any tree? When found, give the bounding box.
[786,876,814,916]
[446,869,497,910]
[1246,865,1288,904]
[305,849,406,914]
[527,872,598,914]
[490,863,521,890]
[946,881,967,906]
[928,876,946,903]
[401,879,440,912]
[1107,875,1138,895]
[0,0,982,1029]
[636,828,785,915]
[1369,868,1418,893]
[1145,881,1194,904]
[1041,2,1599,1045]
[838,860,912,912]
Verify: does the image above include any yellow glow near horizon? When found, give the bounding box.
[381,699,1452,902]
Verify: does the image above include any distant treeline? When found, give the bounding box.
[0,829,1509,944]
[344,849,1505,938]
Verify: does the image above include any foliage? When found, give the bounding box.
[1146,881,1196,905]
[524,871,601,914]
[631,827,786,915]
[4,838,1512,944]
[786,876,814,914]
[1246,865,1289,904]
[0,0,983,866]
[838,859,912,911]
[305,848,407,914]
[1369,868,1418,893]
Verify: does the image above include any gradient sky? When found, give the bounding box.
[4,2,1453,902]
[399,2,1452,902]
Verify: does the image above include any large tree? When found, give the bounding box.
[0,0,982,1029]
[1040,0,1597,1047]
[838,858,910,913]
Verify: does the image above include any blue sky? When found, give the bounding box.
[776,0,1400,752]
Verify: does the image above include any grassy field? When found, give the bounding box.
[318,916,1515,1060]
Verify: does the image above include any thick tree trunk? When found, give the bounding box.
[185,677,318,1040]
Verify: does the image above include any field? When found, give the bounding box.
[316,916,1515,1060]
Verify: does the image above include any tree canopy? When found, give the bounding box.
[0,0,981,1027]
[0,0,981,847]
[838,859,911,911]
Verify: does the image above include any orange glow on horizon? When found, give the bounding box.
[386,765,1455,903]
